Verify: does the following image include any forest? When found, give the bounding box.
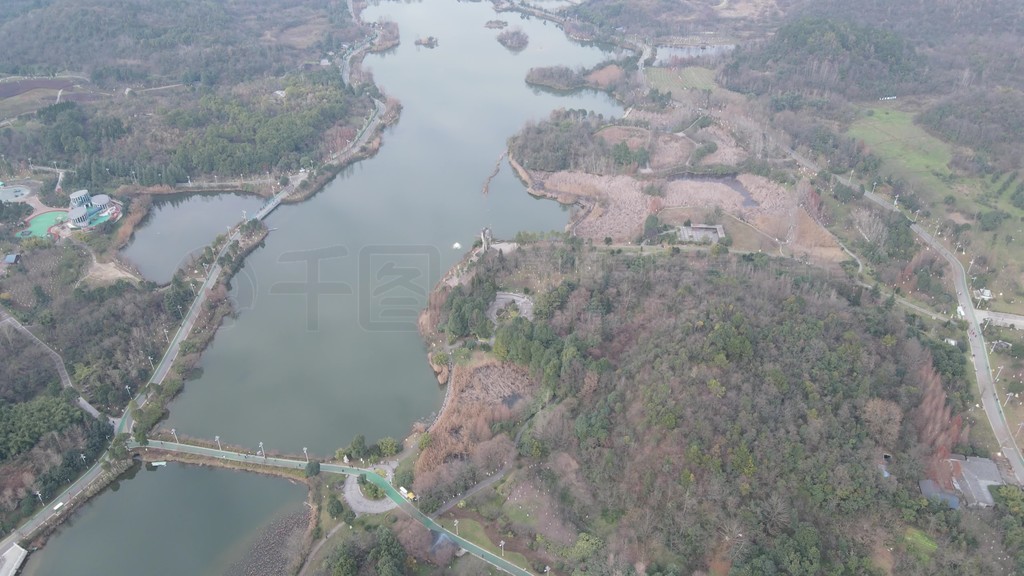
[0,0,360,85]
[426,240,1001,575]
[0,0,375,188]
[721,19,925,101]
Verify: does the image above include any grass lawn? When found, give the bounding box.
[440,517,532,569]
[847,108,955,201]
[848,106,1024,315]
[904,527,938,561]
[645,66,717,96]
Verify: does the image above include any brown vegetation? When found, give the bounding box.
[415,360,533,477]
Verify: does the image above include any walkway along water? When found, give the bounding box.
[131,440,535,576]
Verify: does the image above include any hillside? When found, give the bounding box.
[721,18,924,100]
[421,241,1005,575]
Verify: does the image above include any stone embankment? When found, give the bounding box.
[225,509,312,576]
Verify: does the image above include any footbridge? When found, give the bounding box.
[131,439,535,576]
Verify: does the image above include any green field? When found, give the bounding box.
[848,107,1024,314]
[847,108,956,201]
[904,527,938,561]
[645,66,717,96]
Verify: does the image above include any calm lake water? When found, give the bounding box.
[31,0,623,571]
[22,463,306,576]
[121,193,266,284]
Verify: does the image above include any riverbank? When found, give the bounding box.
[21,458,134,549]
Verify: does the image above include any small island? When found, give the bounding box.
[484,19,508,29]
[496,28,529,52]
[415,36,439,48]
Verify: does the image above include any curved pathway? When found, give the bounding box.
[129,440,535,575]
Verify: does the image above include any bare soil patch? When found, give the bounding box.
[595,125,648,149]
[503,475,576,546]
[80,260,139,287]
[699,124,747,165]
[650,132,695,170]
[585,64,624,88]
[789,208,846,264]
[274,17,331,50]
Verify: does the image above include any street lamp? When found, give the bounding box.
[215,435,222,451]
[1003,393,1015,408]
[125,385,131,396]
[303,447,309,463]
[148,355,154,369]
[171,428,179,443]
[997,366,1005,382]
[499,540,505,557]
[35,491,43,504]
[163,327,169,342]
[454,519,459,536]
[259,441,265,458]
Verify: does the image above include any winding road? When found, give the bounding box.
[132,440,535,576]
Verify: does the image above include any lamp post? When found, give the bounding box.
[215,435,222,451]
[997,366,1005,382]
[148,355,154,369]
[163,327,169,342]
[171,428,179,443]
[259,441,265,459]
[1004,393,1014,408]
[499,540,505,557]
[303,447,309,462]
[454,519,459,536]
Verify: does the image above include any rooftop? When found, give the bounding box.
[947,455,1003,507]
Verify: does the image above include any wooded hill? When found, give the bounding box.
[435,241,1003,575]
[721,19,925,100]
[0,0,376,189]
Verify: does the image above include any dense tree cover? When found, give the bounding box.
[0,324,60,403]
[323,526,409,576]
[722,19,924,100]
[448,242,1000,574]
[166,70,358,177]
[0,395,81,461]
[525,66,588,92]
[918,90,1024,171]
[510,109,650,175]
[1,243,189,413]
[0,0,357,85]
[510,109,607,172]
[442,276,497,341]
[1,70,369,190]
[994,486,1024,572]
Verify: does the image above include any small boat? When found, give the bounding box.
[151,461,167,467]
[452,242,462,250]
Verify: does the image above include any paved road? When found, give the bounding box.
[776,143,1024,484]
[133,441,535,575]
[976,310,1024,330]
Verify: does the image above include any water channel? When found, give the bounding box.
[28,0,623,571]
